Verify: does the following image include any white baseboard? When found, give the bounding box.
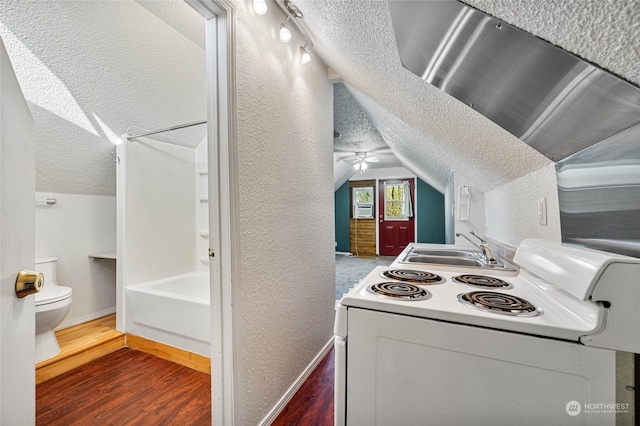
[259,338,334,426]
[57,306,116,330]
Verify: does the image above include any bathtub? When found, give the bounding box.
[126,272,210,355]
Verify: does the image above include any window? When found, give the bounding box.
[353,187,374,218]
[384,181,413,220]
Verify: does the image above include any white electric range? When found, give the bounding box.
[334,239,640,426]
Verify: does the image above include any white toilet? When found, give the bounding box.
[35,257,73,363]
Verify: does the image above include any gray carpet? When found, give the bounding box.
[335,254,395,299]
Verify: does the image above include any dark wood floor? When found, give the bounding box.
[272,349,334,426]
[37,347,335,425]
[36,348,211,425]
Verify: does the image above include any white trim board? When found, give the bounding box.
[259,338,335,426]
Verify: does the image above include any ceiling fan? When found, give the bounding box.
[350,151,379,173]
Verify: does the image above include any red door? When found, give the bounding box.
[379,179,415,256]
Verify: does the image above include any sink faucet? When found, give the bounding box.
[455,231,497,264]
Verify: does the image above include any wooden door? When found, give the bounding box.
[0,37,36,424]
[378,179,415,256]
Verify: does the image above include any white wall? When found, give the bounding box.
[438,163,562,262]
[452,172,486,247]
[485,164,562,248]
[234,1,335,424]
[35,192,116,328]
[450,166,561,251]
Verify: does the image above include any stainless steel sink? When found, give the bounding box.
[405,255,484,267]
[398,246,518,274]
[411,249,479,258]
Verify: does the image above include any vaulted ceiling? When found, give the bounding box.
[0,1,206,195]
[1,0,637,196]
[308,0,640,192]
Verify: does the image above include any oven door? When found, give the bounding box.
[346,308,615,425]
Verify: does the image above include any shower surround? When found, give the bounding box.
[117,133,210,355]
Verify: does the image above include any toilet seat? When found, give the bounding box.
[36,286,72,306]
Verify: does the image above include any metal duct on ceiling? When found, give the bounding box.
[388,0,640,162]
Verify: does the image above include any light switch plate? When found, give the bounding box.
[538,197,547,226]
[458,185,470,221]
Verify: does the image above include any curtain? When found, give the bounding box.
[401,180,413,217]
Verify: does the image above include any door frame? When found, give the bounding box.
[187,1,238,424]
[1,3,239,423]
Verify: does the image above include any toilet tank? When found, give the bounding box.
[35,257,58,286]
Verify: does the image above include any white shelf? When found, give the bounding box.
[89,251,117,260]
[199,231,210,238]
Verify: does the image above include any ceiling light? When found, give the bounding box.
[279,25,292,42]
[300,43,311,64]
[353,160,368,173]
[253,0,267,15]
[279,18,292,43]
[266,0,315,67]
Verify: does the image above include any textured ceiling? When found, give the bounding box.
[302,0,640,192]
[0,1,205,195]
[333,82,387,153]
[2,0,636,195]
[333,83,402,172]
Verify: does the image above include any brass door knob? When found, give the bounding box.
[15,270,44,299]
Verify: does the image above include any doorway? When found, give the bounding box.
[187,1,236,424]
[378,178,415,256]
[1,1,236,422]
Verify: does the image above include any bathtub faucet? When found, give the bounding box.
[455,231,497,264]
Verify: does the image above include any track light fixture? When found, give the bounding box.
[300,42,311,64]
[255,0,315,66]
[253,0,267,15]
[284,0,303,19]
[279,17,292,43]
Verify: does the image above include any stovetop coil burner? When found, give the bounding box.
[368,282,431,301]
[453,274,512,289]
[381,269,445,284]
[457,291,542,316]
